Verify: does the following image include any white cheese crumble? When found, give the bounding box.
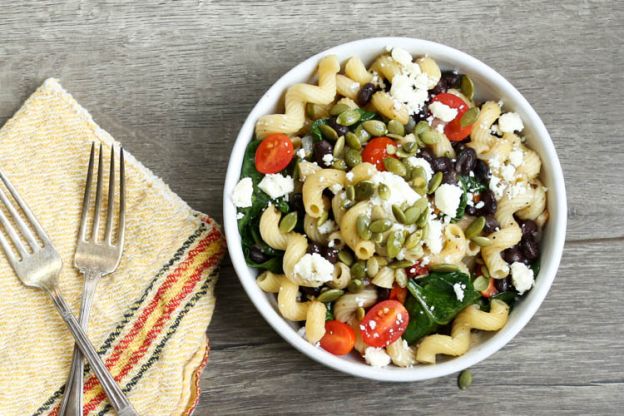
[425,217,443,254]
[329,183,343,194]
[498,112,524,133]
[296,148,307,159]
[322,153,334,165]
[405,157,434,182]
[501,164,516,182]
[236,212,244,220]
[363,347,391,367]
[434,184,463,218]
[317,219,337,235]
[510,262,535,295]
[258,173,294,199]
[387,47,430,114]
[453,283,466,301]
[346,171,354,182]
[231,177,253,208]
[429,101,458,122]
[293,253,335,285]
[371,171,421,209]
[509,149,524,167]
[489,175,506,200]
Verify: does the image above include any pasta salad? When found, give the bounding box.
[231,47,548,367]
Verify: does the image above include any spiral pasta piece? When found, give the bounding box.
[339,201,376,260]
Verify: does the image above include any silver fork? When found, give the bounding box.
[0,166,137,416]
[60,144,127,416]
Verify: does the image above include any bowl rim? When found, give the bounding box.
[223,37,567,382]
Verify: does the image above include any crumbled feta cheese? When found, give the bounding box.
[258,174,294,199]
[329,183,343,194]
[390,74,429,114]
[296,148,307,159]
[489,175,506,199]
[346,171,354,182]
[363,347,391,367]
[434,184,463,217]
[391,47,413,67]
[371,171,421,209]
[425,217,443,254]
[490,124,501,135]
[293,253,334,285]
[510,262,535,295]
[509,149,524,167]
[317,219,337,235]
[453,283,465,301]
[231,177,253,208]
[236,212,244,220]
[498,112,524,133]
[475,201,485,209]
[322,154,334,165]
[405,157,434,182]
[429,101,458,122]
[501,164,516,182]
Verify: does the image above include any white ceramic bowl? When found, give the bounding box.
[223,37,566,382]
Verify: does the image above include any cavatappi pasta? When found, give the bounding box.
[232,47,548,367]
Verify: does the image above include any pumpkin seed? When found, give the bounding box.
[389,260,412,269]
[387,119,405,136]
[395,268,408,288]
[355,180,375,201]
[395,149,411,158]
[350,261,367,280]
[378,183,391,201]
[330,103,351,116]
[317,211,328,227]
[371,205,386,220]
[458,369,473,390]
[416,208,430,228]
[473,275,489,292]
[482,266,490,279]
[366,256,380,277]
[356,306,366,321]
[347,278,364,293]
[345,132,361,150]
[332,158,347,170]
[405,116,416,133]
[341,197,354,209]
[405,230,423,249]
[460,107,480,128]
[355,124,371,143]
[338,249,354,266]
[429,263,460,273]
[386,230,405,259]
[471,236,493,247]
[320,124,339,141]
[333,136,345,158]
[369,218,393,233]
[356,215,372,240]
[404,204,425,225]
[371,232,384,244]
[460,75,475,101]
[413,120,429,136]
[420,128,442,145]
[392,204,408,224]
[427,171,443,194]
[345,148,362,168]
[345,185,355,201]
[384,158,407,177]
[465,216,486,239]
[410,165,427,181]
[278,211,298,234]
[402,141,418,154]
[386,133,404,141]
[363,120,387,137]
[337,109,361,126]
[317,288,345,303]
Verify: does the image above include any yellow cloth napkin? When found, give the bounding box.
[0,79,225,416]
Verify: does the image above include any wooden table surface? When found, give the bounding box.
[1,1,622,415]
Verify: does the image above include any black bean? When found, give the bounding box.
[411,102,431,123]
[432,157,454,173]
[442,170,459,185]
[502,246,525,264]
[418,148,435,164]
[455,148,477,175]
[323,246,339,264]
[300,286,322,299]
[442,71,461,89]
[465,204,478,216]
[430,81,446,96]
[289,193,305,217]
[483,215,500,234]
[376,287,391,301]
[249,245,269,264]
[474,159,491,181]
[521,238,539,261]
[495,276,512,293]
[479,190,497,215]
[328,117,349,137]
[518,219,539,240]
[313,140,334,167]
[356,83,375,106]
[307,242,323,255]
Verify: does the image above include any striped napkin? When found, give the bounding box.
[0,79,225,416]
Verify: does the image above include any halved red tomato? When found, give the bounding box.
[320,320,356,355]
[255,133,294,174]
[360,300,409,347]
[481,277,498,298]
[430,93,471,141]
[406,262,429,279]
[389,285,408,304]
[361,137,397,171]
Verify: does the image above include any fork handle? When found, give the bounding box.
[59,273,100,416]
[48,286,139,416]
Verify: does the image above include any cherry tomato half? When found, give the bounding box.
[406,262,429,279]
[430,93,471,141]
[360,300,409,347]
[389,285,408,304]
[255,133,294,174]
[320,320,356,355]
[481,277,498,298]
[361,137,398,171]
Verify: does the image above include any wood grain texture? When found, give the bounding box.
[0,0,622,415]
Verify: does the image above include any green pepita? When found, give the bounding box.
[338,249,354,266]
[369,219,392,234]
[329,103,351,116]
[420,128,442,145]
[345,132,361,150]
[471,236,493,247]
[460,107,480,128]
[405,116,416,133]
[356,306,366,321]
[386,133,404,141]
[320,124,339,141]
[405,230,423,249]
[410,166,427,182]
[355,124,371,143]
[345,185,355,201]
[460,75,475,101]
[402,141,418,154]
[350,261,367,280]
[333,136,345,158]
[404,205,424,225]
[427,171,443,194]
[347,278,364,293]
[356,215,372,240]
[429,263,460,273]
[394,268,408,288]
[482,266,490,279]
[345,148,362,168]
[392,204,408,224]
[458,369,473,390]
[278,211,298,234]
[384,158,407,177]
[371,232,384,244]
[317,288,345,303]
[371,205,386,220]
[465,216,486,239]
[416,208,430,228]
[337,109,361,126]
[387,119,405,136]
[355,181,375,201]
[473,275,489,292]
[332,158,347,170]
[413,120,430,136]
[389,260,412,269]
[317,210,328,227]
[341,197,354,209]
[378,183,391,201]
[386,230,405,259]
[363,120,387,137]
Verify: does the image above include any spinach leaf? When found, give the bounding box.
[325,302,334,321]
[356,108,377,122]
[310,118,329,142]
[403,271,481,344]
[453,175,488,221]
